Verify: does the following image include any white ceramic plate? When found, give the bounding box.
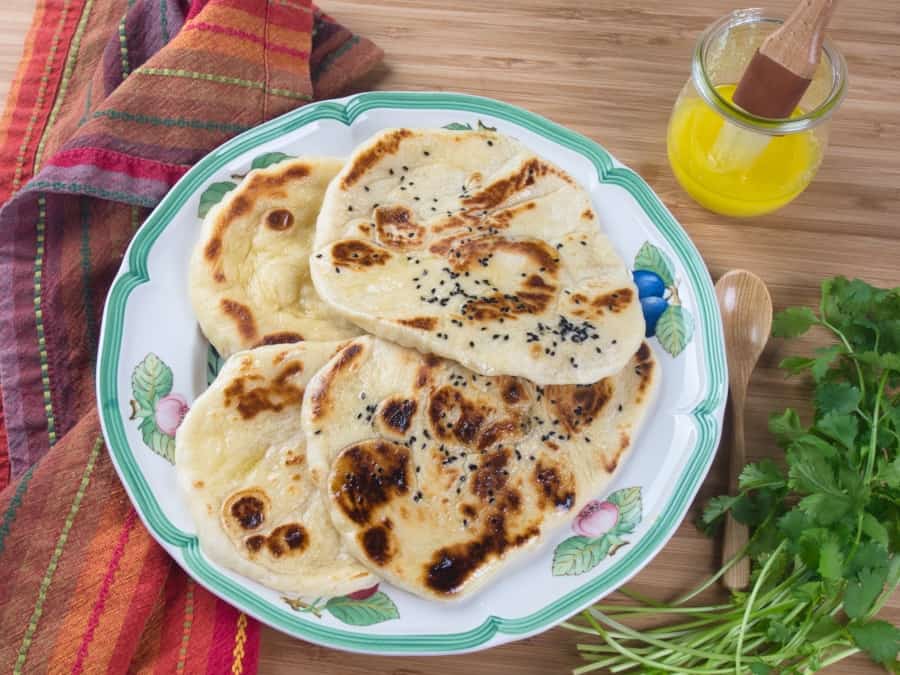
[97,92,726,655]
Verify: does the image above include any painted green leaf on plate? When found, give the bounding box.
[655,304,694,357]
[251,152,294,170]
[442,122,473,131]
[132,353,173,414]
[633,241,675,287]
[324,592,399,626]
[207,344,225,386]
[607,487,642,535]
[477,120,497,131]
[138,414,175,462]
[198,181,237,218]
[552,536,612,576]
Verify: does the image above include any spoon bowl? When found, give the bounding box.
[715,270,773,590]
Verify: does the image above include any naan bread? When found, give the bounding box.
[175,341,376,596]
[310,128,644,385]
[190,157,362,357]
[302,336,659,601]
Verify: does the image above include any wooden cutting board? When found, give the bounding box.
[1,0,897,672]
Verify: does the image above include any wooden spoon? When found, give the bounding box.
[715,270,773,590]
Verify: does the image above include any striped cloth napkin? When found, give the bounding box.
[0,0,381,671]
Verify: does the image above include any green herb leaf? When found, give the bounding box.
[861,512,889,547]
[844,568,887,619]
[879,455,900,488]
[848,620,900,666]
[815,382,861,415]
[817,537,843,579]
[779,356,815,375]
[324,592,399,625]
[810,344,844,381]
[815,411,858,450]
[198,181,237,218]
[789,433,838,460]
[769,409,804,446]
[633,242,674,286]
[739,460,785,490]
[806,614,841,641]
[797,492,850,525]
[250,152,294,170]
[777,509,809,540]
[772,306,818,338]
[702,495,737,526]
[848,541,890,576]
[788,451,838,496]
[765,619,791,645]
[748,664,772,675]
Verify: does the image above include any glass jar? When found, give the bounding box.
[667,8,847,217]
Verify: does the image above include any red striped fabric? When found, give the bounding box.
[0,0,382,671]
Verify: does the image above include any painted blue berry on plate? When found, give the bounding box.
[633,242,693,356]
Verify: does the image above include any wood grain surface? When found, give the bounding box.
[1,1,898,673]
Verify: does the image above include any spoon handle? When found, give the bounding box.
[722,401,750,590]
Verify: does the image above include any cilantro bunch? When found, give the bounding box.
[565,277,899,673]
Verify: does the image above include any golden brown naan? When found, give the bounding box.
[175,341,376,596]
[190,157,362,357]
[310,128,644,385]
[302,336,659,600]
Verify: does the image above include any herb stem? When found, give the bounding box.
[735,541,786,674]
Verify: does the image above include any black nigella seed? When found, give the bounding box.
[487,140,493,146]
[424,151,430,156]
[402,165,409,171]
[414,196,420,200]
[315,253,323,259]
[469,341,475,347]
[618,404,623,412]
[364,186,370,192]
[348,205,353,211]
[389,168,394,175]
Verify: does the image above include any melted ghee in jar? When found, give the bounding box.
[667,84,821,217]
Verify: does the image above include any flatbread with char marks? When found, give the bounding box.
[302,336,659,600]
[190,157,362,357]
[310,129,644,385]
[175,341,376,596]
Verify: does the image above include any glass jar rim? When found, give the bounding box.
[692,8,848,135]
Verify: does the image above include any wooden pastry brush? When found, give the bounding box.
[711,0,836,171]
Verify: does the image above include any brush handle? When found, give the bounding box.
[722,400,750,590]
[761,0,836,79]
